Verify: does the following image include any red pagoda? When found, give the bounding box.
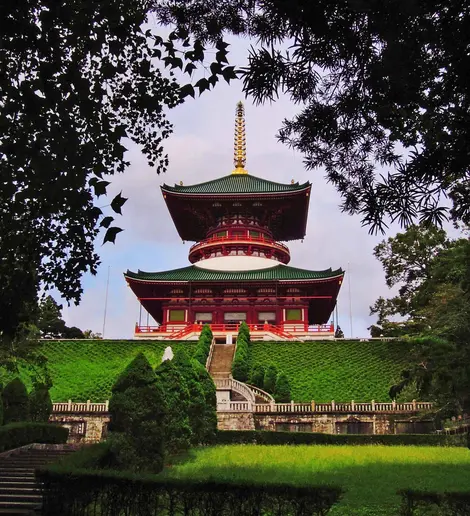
[125,103,344,340]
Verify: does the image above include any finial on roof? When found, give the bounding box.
[232,101,248,175]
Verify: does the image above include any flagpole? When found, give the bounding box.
[348,261,353,338]
[102,266,110,338]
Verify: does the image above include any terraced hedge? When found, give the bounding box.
[0,340,195,403]
[250,340,411,402]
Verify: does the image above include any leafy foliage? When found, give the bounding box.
[108,353,167,472]
[29,383,52,423]
[249,364,265,389]
[0,423,68,452]
[263,364,278,394]
[251,340,410,402]
[193,324,213,365]
[37,296,84,339]
[155,359,192,454]
[274,372,291,403]
[157,0,470,230]
[2,378,30,424]
[191,359,218,444]
[231,328,251,382]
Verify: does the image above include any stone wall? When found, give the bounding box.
[217,411,255,431]
[49,413,110,444]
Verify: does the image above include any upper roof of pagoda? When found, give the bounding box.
[161,174,310,196]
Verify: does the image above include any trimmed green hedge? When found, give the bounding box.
[251,340,412,402]
[400,490,470,515]
[37,443,342,516]
[215,430,467,447]
[0,422,69,453]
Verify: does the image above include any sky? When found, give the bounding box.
[61,33,426,339]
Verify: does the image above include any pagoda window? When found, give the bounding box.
[169,289,184,297]
[224,288,247,295]
[224,312,247,322]
[215,231,227,238]
[232,230,244,237]
[195,312,212,322]
[258,288,275,295]
[168,309,186,322]
[194,288,212,296]
[285,309,302,321]
[258,311,276,322]
[250,230,260,238]
[287,288,301,295]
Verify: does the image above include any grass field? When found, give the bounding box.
[251,340,410,402]
[162,444,470,515]
[0,340,195,402]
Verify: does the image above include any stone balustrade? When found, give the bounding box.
[52,400,109,413]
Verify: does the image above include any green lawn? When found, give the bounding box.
[0,340,195,402]
[251,340,410,402]
[162,444,470,515]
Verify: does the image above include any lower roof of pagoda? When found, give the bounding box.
[124,264,343,284]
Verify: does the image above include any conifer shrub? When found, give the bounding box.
[193,325,213,365]
[3,378,30,424]
[264,364,278,394]
[191,359,218,443]
[0,384,3,426]
[155,359,192,454]
[29,383,53,422]
[108,353,166,472]
[173,349,208,445]
[0,423,68,452]
[238,321,251,342]
[274,372,292,402]
[249,364,265,389]
[232,328,251,382]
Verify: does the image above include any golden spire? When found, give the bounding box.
[232,101,248,174]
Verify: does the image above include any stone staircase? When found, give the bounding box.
[0,445,76,514]
[208,344,236,379]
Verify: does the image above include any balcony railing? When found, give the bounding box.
[189,234,290,256]
[135,323,334,335]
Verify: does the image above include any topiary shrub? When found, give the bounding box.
[232,331,251,382]
[155,359,192,454]
[173,349,208,445]
[29,383,53,422]
[250,364,265,389]
[3,378,30,424]
[238,321,251,343]
[264,364,278,394]
[191,359,218,443]
[274,372,292,402]
[108,352,167,472]
[0,422,68,452]
[193,325,213,366]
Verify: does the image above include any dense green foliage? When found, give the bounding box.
[274,372,291,402]
[108,353,166,473]
[3,378,30,424]
[215,431,466,447]
[162,444,470,514]
[192,325,213,366]
[3,340,195,402]
[231,326,251,382]
[155,359,192,454]
[0,422,68,452]
[37,444,342,516]
[191,359,218,443]
[29,383,52,422]
[249,364,265,389]
[401,490,470,516]
[263,364,278,394]
[37,296,84,339]
[251,340,410,402]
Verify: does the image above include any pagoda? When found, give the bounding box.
[125,103,344,340]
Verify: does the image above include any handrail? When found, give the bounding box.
[246,383,275,403]
[52,400,109,413]
[135,323,335,335]
[205,337,216,370]
[189,234,290,254]
[214,377,256,404]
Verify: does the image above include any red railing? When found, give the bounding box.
[188,234,290,255]
[135,323,334,335]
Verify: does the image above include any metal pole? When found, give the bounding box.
[348,262,353,338]
[102,266,110,338]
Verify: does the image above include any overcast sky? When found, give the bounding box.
[60,33,446,339]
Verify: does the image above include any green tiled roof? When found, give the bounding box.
[161,174,310,195]
[125,264,343,282]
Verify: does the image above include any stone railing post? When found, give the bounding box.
[412,399,417,411]
[351,400,355,411]
[105,400,109,411]
[68,399,72,411]
[311,400,315,412]
[392,400,396,410]
[371,399,376,411]
[331,400,335,411]
[291,400,294,412]
[270,401,275,412]
[86,400,91,411]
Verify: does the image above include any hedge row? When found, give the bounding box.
[37,444,342,516]
[401,490,470,515]
[0,422,69,453]
[215,430,467,447]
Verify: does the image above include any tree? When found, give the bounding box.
[3,378,30,424]
[232,334,250,382]
[156,0,470,230]
[274,372,291,403]
[1,2,235,341]
[29,383,53,422]
[369,224,450,337]
[250,364,265,389]
[155,359,192,454]
[37,296,84,339]
[191,359,218,443]
[173,348,209,445]
[264,364,278,394]
[108,353,167,472]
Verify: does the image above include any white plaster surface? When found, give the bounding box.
[194,256,280,271]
